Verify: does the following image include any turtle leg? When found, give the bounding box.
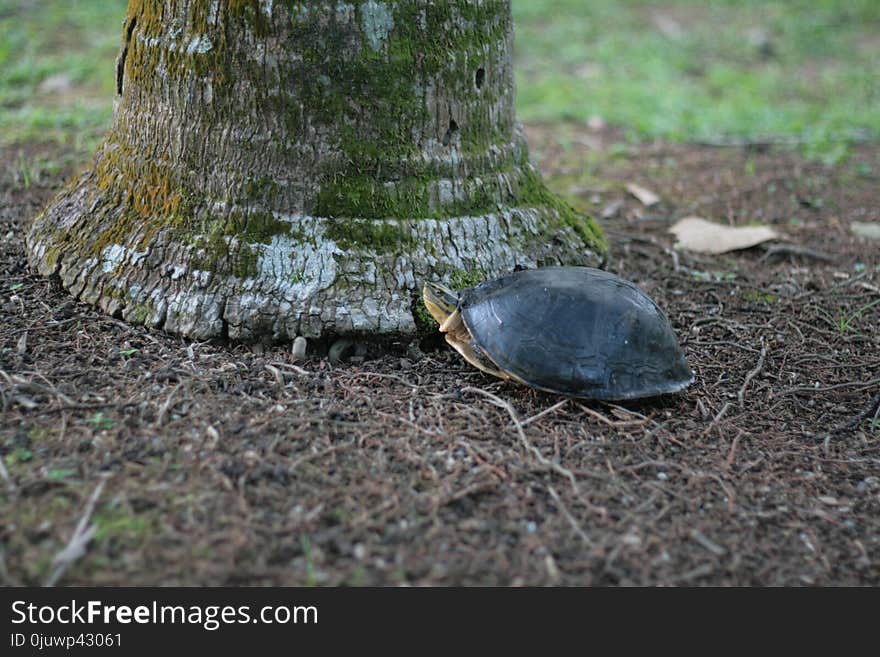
[441,310,510,381]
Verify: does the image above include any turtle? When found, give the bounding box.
[422,266,694,401]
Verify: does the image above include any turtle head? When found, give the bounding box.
[422,281,460,325]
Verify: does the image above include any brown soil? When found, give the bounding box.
[1,127,878,586]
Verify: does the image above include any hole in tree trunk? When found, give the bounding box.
[475,67,486,89]
[442,119,459,146]
[116,17,137,96]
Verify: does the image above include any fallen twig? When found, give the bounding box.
[0,456,15,495]
[738,342,767,406]
[375,410,439,436]
[828,390,880,436]
[265,363,285,387]
[760,243,836,263]
[701,401,731,437]
[690,529,727,556]
[155,382,185,426]
[270,361,312,377]
[462,387,579,492]
[577,403,648,428]
[725,431,742,469]
[456,438,508,480]
[45,479,106,587]
[547,485,593,546]
[519,400,568,428]
[441,480,498,507]
[778,377,880,397]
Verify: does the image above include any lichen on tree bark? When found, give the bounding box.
[27,0,607,341]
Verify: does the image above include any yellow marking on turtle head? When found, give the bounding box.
[422,281,459,327]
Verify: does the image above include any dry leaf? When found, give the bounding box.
[851,222,880,241]
[600,199,624,219]
[626,183,660,207]
[669,216,779,255]
[587,115,606,131]
[653,15,685,39]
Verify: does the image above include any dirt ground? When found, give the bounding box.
[1,126,878,586]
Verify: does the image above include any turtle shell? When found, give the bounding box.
[459,267,694,400]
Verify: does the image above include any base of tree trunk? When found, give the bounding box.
[27,132,603,341]
[27,1,607,342]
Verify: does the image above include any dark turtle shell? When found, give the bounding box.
[459,267,694,400]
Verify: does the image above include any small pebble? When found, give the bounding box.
[292,336,307,361]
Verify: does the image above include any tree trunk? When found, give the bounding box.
[27,0,606,341]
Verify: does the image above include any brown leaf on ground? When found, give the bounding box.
[670,216,779,254]
[626,182,661,207]
[851,222,880,240]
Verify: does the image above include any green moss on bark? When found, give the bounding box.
[189,231,261,279]
[450,269,487,291]
[411,297,438,334]
[515,167,608,255]
[200,209,297,245]
[325,218,415,253]
[286,1,513,189]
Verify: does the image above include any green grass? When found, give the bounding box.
[0,0,127,151]
[0,0,877,158]
[94,504,150,542]
[513,0,880,155]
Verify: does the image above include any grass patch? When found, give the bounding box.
[85,412,115,431]
[514,0,880,159]
[94,504,150,542]
[0,0,127,151]
[743,290,779,304]
[4,447,33,466]
[1,1,876,161]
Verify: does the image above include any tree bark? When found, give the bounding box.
[27,0,606,341]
